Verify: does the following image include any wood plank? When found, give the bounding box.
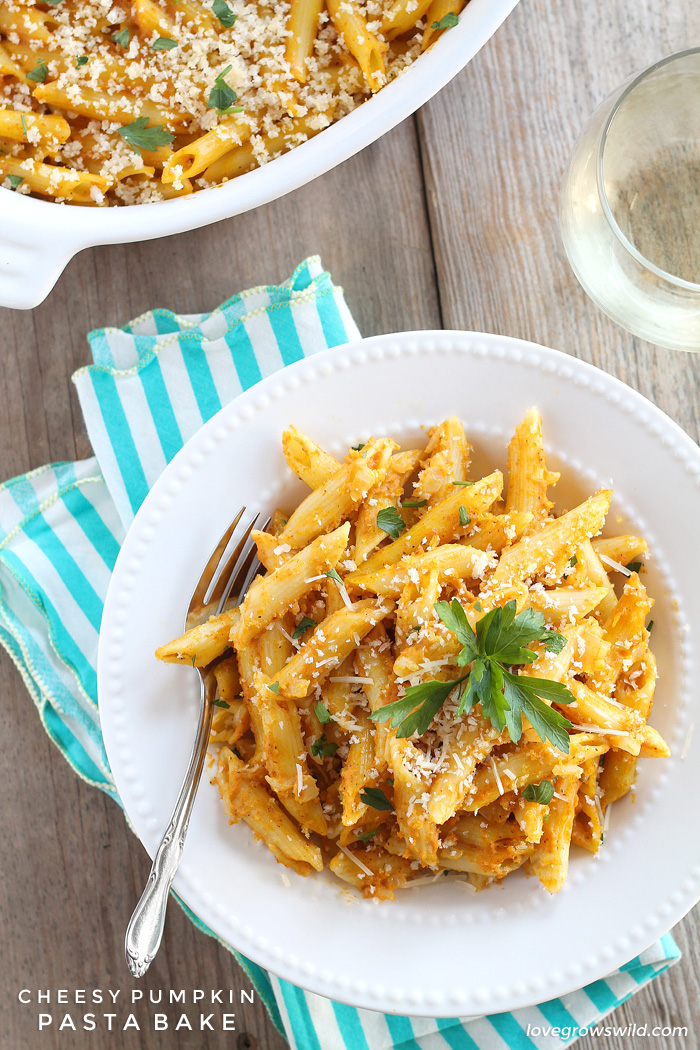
[419,1,700,1046]
[0,119,437,1049]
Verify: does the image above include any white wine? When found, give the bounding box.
[613,151,700,285]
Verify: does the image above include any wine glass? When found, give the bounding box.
[560,48,700,352]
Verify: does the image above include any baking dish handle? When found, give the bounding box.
[0,201,83,310]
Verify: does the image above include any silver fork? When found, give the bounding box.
[124,506,263,978]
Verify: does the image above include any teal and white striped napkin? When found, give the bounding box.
[0,257,680,1050]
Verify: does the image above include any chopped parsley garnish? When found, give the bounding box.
[6,175,23,190]
[356,828,379,841]
[459,505,471,527]
[118,117,174,153]
[567,555,577,568]
[27,62,48,83]
[403,499,428,508]
[451,480,474,486]
[206,64,241,113]
[292,616,316,640]
[76,56,89,67]
[371,599,574,751]
[212,698,230,709]
[351,442,365,451]
[324,568,343,585]
[112,28,130,47]
[315,701,334,724]
[153,36,178,50]
[360,787,393,811]
[647,619,654,633]
[311,733,338,758]
[47,0,63,4]
[522,780,555,804]
[268,682,280,694]
[20,115,27,138]
[431,11,459,29]
[213,0,237,27]
[376,506,406,539]
[626,561,642,573]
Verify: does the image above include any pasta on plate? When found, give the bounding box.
[156,410,669,898]
[0,0,467,205]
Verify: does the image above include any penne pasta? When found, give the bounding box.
[327,0,388,92]
[159,411,668,898]
[286,0,325,83]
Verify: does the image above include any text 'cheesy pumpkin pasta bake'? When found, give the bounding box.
[0,0,466,205]
[156,410,669,898]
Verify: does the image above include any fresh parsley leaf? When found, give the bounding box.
[212,698,229,709]
[522,780,555,804]
[431,11,459,29]
[213,0,237,27]
[112,27,130,47]
[27,61,48,83]
[370,677,467,737]
[76,55,89,67]
[268,682,280,694]
[311,733,338,758]
[293,616,316,640]
[479,661,512,734]
[46,0,63,4]
[118,116,174,153]
[6,175,23,190]
[435,598,477,659]
[207,64,240,113]
[356,828,379,841]
[451,480,474,486]
[501,669,573,751]
[359,787,393,811]
[351,442,365,451]
[567,555,577,567]
[626,561,642,573]
[459,505,471,527]
[324,568,343,585]
[402,499,427,508]
[153,36,178,50]
[477,602,566,664]
[393,599,575,750]
[376,506,406,539]
[315,701,334,724]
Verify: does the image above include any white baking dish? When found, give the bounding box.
[0,0,519,310]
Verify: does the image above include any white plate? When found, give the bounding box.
[99,331,700,1017]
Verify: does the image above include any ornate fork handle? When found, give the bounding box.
[125,673,215,977]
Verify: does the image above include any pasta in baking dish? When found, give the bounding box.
[156,410,669,898]
[0,0,467,205]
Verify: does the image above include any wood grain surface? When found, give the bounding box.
[1,0,699,1047]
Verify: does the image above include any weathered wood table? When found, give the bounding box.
[2,0,698,1047]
